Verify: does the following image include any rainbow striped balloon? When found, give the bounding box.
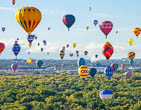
[102,42,113,60]
[128,52,135,61]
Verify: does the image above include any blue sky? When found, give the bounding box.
[0,0,141,60]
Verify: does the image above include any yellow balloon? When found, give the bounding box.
[16,7,42,35]
[133,28,141,37]
[28,43,32,47]
[86,26,89,30]
[129,38,133,45]
[78,65,88,79]
[27,59,32,64]
[73,43,76,48]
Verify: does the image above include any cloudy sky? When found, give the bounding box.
[0,0,141,60]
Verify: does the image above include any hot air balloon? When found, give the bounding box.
[104,66,114,80]
[95,54,98,58]
[59,50,65,59]
[78,58,85,67]
[102,42,113,61]
[86,26,89,30]
[27,51,30,55]
[12,41,21,58]
[48,27,51,30]
[76,54,79,58]
[129,38,133,46]
[0,43,5,55]
[27,59,32,64]
[76,50,79,54]
[99,89,113,101]
[17,38,19,40]
[111,63,118,72]
[66,44,69,48]
[43,40,47,46]
[89,7,91,11]
[35,35,38,40]
[125,71,132,79]
[47,52,50,56]
[36,60,43,68]
[133,28,141,37]
[16,7,42,35]
[116,30,118,34]
[41,48,44,52]
[27,35,35,47]
[121,64,126,69]
[12,0,15,5]
[78,65,88,79]
[73,43,76,48]
[38,43,40,46]
[99,21,113,38]
[1,27,5,32]
[69,53,73,57]
[128,52,135,61]
[62,14,75,31]
[11,64,18,72]
[94,20,98,26]
[89,68,97,78]
[84,51,88,55]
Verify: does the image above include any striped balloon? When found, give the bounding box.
[59,50,65,59]
[128,52,135,61]
[102,42,113,60]
[104,66,114,80]
[78,65,88,79]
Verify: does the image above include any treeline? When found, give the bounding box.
[0,73,141,110]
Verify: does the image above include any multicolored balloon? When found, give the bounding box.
[59,50,65,59]
[0,43,5,55]
[129,60,134,66]
[16,7,42,35]
[77,58,85,67]
[62,14,75,31]
[133,28,141,37]
[11,64,18,72]
[89,68,97,78]
[12,41,21,58]
[111,63,118,72]
[129,38,133,45]
[69,53,73,57]
[128,52,135,61]
[78,65,88,79]
[99,21,113,38]
[102,42,113,60]
[104,66,114,80]
[99,89,113,101]
[36,60,43,68]
[125,71,132,79]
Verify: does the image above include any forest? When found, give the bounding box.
[0,72,141,110]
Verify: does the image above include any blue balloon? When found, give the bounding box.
[36,60,43,68]
[12,42,21,58]
[94,20,98,26]
[43,40,47,46]
[27,35,34,44]
[104,66,114,80]
[99,89,113,100]
[77,58,85,67]
[63,14,75,31]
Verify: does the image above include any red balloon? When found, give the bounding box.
[0,43,5,54]
[84,51,88,55]
[12,0,15,5]
[121,64,126,69]
[99,21,113,38]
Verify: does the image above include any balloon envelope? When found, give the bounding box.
[62,14,75,31]
[36,60,43,68]
[121,64,126,69]
[99,21,113,38]
[59,50,65,59]
[125,71,132,79]
[11,64,18,71]
[128,52,135,61]
[99,89,112,100]
[133,28,141,37]
[78,58,85,67]
[16,7,42,35]
[129,38,133,45]
[27,59,32,64]
[78,65,88,79]
[94,20,98,26]
[89,68,97,78]
[12,41,20,57]
[0,43,5,54]
[104,66,114,80]
[111,63,118,72]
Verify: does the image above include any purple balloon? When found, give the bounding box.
[125,71,132,79]
[11,64,18,71]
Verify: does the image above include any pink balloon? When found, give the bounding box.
[11,64,18,71]
[125,71,132,79]
[99,21,113,38]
